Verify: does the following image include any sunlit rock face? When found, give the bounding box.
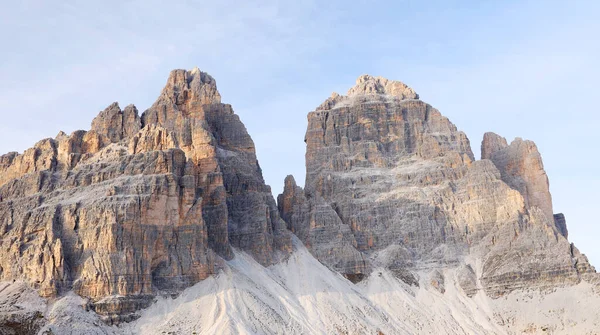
[0,67,291,323]
[141,68,291,266]
[481,132,554,225]
[279,74,595,295]
[0,69,598,333]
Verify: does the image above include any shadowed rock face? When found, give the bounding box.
[0,67,291,323]
[553,213,568,238]
[279,74,596,295]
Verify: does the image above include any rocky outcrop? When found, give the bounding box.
[283,75,476,279]
[429,270,446,294]
[91,103,142,143]
[0,67,290,324]
[279,74,596,296]
[481,132,554,223]
[141,67,291,265]
[277,175,366,278]
[457,264,478,297]
[553,213,568,238]
[0,282,46,335]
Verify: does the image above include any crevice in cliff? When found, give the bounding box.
[570,243,581,278]
[322,112,329,144]
[401,108,413,154]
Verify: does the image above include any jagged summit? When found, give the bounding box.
[282,71,596,303]
[481,132,509,160]
[347,74,419,99]
[317,74,419,111]
[0,67,290,326]
[155,67,222,108]
[481,131,555,226]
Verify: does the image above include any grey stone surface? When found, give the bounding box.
[554,213,568,238]
[279,75,597,298]
[0,282,45,335]
[457,264,478,297]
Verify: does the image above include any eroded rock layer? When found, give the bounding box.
[279,74,596,296]
[0,67,290,322]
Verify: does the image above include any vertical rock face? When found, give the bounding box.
[481,132,554,223]
[277,175,366,277]
[90,102,142,143]
[553,213,568,238]
[279,74,595,295]
[141,67,291,265]
[282,75,477,278]
[0,67,290,322]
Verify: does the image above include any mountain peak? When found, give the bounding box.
[346,74,419,99]
[156,67,221,107]
[317,75,419,111]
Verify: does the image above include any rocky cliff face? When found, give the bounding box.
[481,132,554,225]
[279,74,596,296]
[0,67,290,323]
[0,69,598,334]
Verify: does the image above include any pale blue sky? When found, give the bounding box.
[1,0,599,266]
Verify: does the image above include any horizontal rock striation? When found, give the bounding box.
[0,67,290,323]
[279,74,596,296]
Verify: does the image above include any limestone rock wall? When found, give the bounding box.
[279,74,596,297]
[553,213,568,238]
[481,132,554,223]
[0,69,597,328]
[141,68,291,265]
[0,67,290,322]
[278,175,366,278]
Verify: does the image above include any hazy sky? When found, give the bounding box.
[1,0,599,266]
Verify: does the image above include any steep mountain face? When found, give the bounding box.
[0,68,290,324]
[0,69,599,334]
[279,75,595,297]
[481,132,554,225]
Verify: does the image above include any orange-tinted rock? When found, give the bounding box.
[481,132,554,224]
[141,67,291,265]
[91,102,141,143]
[0,67,290,323]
